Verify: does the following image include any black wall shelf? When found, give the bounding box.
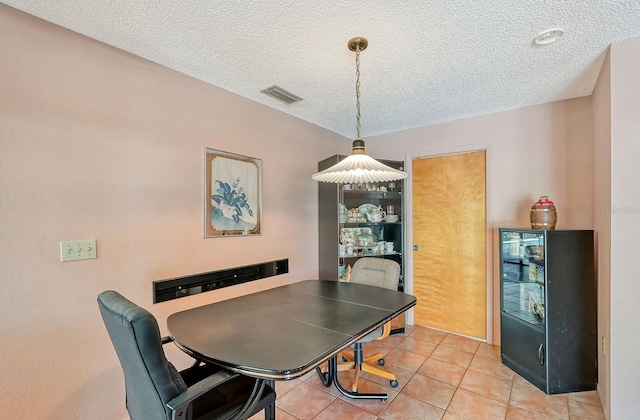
[153,259,289,303]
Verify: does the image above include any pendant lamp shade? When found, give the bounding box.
[311,37,408,184]
[312,141,408,183]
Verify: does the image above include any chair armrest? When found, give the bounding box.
[374,322,391,341]
[166,370,239,420]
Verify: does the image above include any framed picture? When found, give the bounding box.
[204,148,262,237]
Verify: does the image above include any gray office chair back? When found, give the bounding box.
[349,258,401,342]
[339,258,402,390]
[350,257,400,290]
[98,290,187,420]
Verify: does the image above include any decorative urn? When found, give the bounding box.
[530,196,557,229]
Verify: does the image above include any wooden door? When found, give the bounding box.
[412,151,486,339]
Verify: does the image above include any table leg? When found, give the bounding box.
[265,379,275,420]
[327,355,388,401]
[315,357,334,387]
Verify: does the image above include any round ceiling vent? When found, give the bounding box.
[534,28,564,45]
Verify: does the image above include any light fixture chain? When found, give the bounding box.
[310,37,408,183]
[355,44,361,140]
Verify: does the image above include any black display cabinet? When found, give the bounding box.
[499,228,597,394]
[318,155,405,332]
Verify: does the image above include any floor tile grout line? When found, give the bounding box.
[442,339,505,419]
[272,326,603,420]
[374,332,517,417]
[434,335,516,418]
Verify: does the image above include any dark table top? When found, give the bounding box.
[167,279,416,380]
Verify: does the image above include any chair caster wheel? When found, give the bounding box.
[342,356,348,362]
[378,358,385,366]
[390,380,398,388]
[323,372,330,382]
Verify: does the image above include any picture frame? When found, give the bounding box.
[204,148,262,237]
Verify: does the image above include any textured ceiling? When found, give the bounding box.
[4,1,640,138]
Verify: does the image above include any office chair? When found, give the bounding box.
[97,290,275,420]
[339,257,401,391]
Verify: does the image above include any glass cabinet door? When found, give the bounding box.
[337,184,403,283]
[501,231,546,328]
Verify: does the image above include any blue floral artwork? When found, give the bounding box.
[206,150,261,236]
[212,179,253,224]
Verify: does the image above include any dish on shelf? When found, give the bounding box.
[348,249,400,257]
[357,203,377,214]
[340,227,372,245]
[355,231,377,247]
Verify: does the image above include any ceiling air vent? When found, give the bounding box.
[260,85,303,104]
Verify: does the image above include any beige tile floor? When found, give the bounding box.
[250,325,604,420]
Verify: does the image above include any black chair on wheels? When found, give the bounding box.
[97,290,275,420]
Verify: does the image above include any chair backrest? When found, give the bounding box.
[349,258,400,290]
[97,291,187,420]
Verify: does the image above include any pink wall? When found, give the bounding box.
[368,99,594,229]
[608,36,640,418]
[592,48,612,417]
[366,97,594,343]
[0,6,345,419]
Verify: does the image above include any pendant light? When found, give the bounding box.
[312,37,408,183]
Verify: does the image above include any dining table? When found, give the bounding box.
[167,279,417,415]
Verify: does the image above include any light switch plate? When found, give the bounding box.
[60,239,97,262]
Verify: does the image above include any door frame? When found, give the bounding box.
[404,143,494,344]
